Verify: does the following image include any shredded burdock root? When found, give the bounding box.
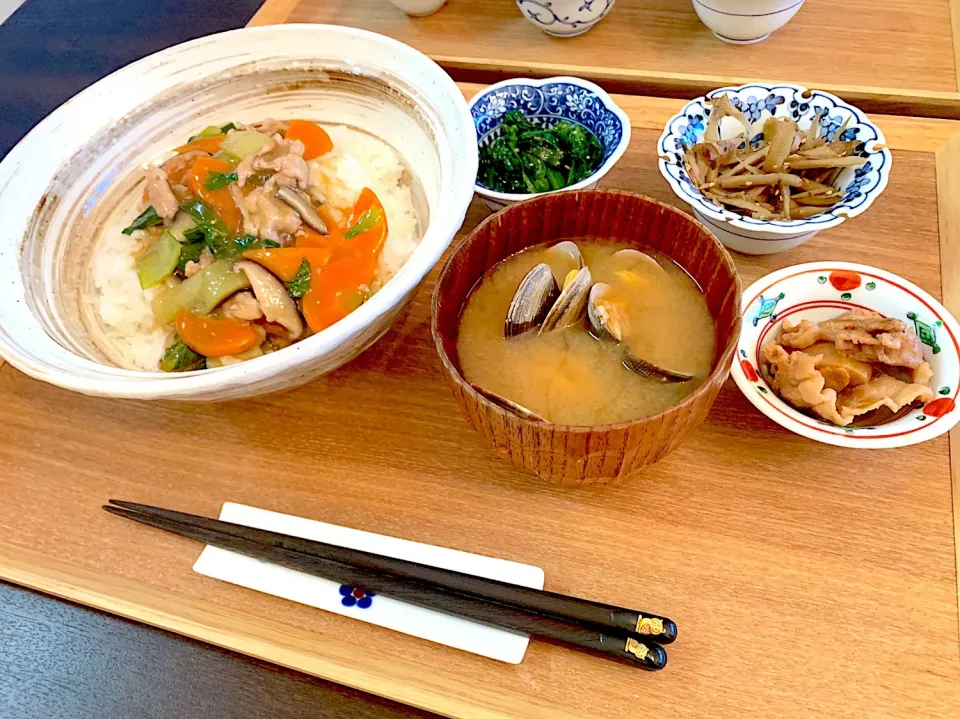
[682,95,869,221]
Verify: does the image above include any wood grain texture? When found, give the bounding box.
[935,132,960,639]
[0,580,435,719]
[253,0,960,118]
[1,82,958,715]
[432,191,741,485]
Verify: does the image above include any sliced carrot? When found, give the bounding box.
[241,247,333,281]
[340,187,388,262]
[173,136,224,155]
[175,309,261,357]
[301,257,374,334]
[187,156,243,234]
[285,120,333,160]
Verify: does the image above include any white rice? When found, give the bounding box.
[308,125,421,289]
[92,228,170,370]
[92,124,422,371]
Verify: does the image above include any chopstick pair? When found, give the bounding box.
[104,500,676,670]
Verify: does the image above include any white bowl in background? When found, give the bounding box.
[692,0,805,44]
[0,24,478,401]
[732,262,960,448]
[388,0,447,16]
[657,83,892,255]
[516,0,616,37]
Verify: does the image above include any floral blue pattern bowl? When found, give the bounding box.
[657,84,892,255]
[469,77,630,210]
[516,0,616,38]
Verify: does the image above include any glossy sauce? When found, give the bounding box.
[457,240,716,425]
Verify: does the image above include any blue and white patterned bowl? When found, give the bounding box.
[657,84,892,255]
[469,77,630,210]
[516,0,616,38]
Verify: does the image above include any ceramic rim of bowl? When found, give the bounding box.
[0,24,478,398]
[731,261,960,448]
[468,76,631,204]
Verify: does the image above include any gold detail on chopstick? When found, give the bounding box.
[624,637,649,660]
[635,616,664,636]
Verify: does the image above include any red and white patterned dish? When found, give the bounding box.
[731,262,960,448]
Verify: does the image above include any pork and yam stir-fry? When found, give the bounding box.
[763,310,934,427]
[683,95,868,221]
[123,120,389,371]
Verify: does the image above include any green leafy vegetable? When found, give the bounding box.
[478,110,604,194]
[136,231,181,289]
[220,122,237,133]
[286,259,311,298]
[189,125,227,142]
[180,199,231,257]
[159,339,205,372]
[152,259,251,325]
[176,241,205,276]
[122,206,162,235]
[203,171,238,192]
[344,207,382,240]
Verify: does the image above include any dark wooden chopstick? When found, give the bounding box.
[104,503,668,670]
[107,499,676,644]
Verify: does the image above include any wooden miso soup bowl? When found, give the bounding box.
[431,190,742,486]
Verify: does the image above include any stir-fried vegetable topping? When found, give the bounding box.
[159,339,205,372]
[285,259,312,298]
[345,207,382,239]
[478,110,604,194]
[135,231,181,289]
[204,171,239,191]
[124,118,401,373]
[122,206,163,235]
[285,120,333,160]
[175,309,262,357]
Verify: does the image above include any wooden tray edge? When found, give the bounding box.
[935,132,960,644]
[245,5,960,120]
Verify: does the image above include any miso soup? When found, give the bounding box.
[456,239,716,425]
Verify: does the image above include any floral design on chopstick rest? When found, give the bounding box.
[339,584,375,608]
[657,83,891,231]
[471,80,624,164]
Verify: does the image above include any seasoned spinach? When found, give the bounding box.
[478,110,604,194]
[121,206,163,235]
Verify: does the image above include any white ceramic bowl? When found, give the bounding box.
[658,83,892,255]
[388,0,447,16]
[692,0,805,44]
[470,77,630,211]
[0,25,478,401]
[731,262,960,448]
[516,0,616,37]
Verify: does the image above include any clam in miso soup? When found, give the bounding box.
[456,240,717,425]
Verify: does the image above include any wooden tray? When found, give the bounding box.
[2,86,959,718]
[251,0,960,119]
